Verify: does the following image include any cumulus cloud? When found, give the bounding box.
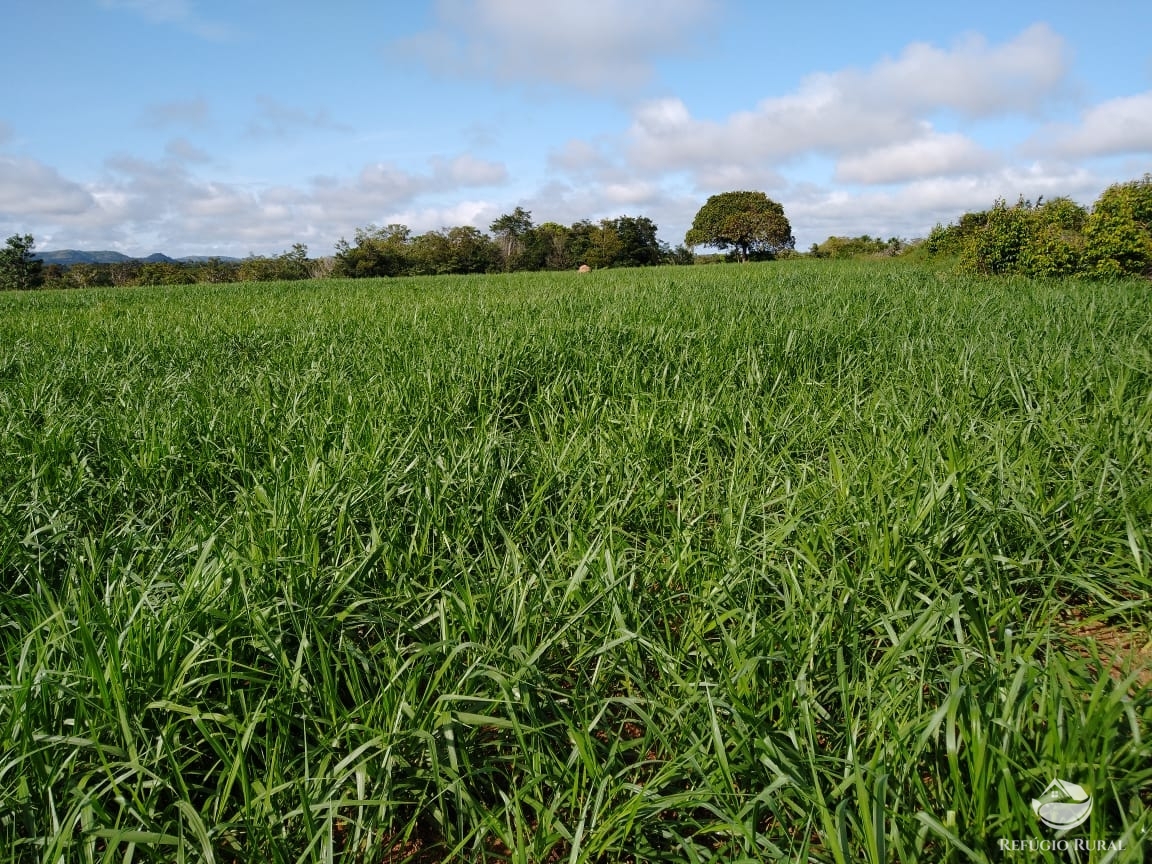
[382,200,503,234]
[1035,90,1152,157]
[5,20,1120,258]
[624,24,1068,182]
[835,132,1000,185]
[624,94,911,174]
[430,153,509,186]
[398,0,717,92]
[474,25,1099,249]
[5,147,511,256]
[0,155,96,217]
[856,23,1068,116]
[787,164,1103,245]
[511,178,695,237]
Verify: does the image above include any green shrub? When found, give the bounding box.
[960,198,1031,275]
[925,180,1152,280]
[1018,222,1083,277]
[808,234,904,259]
[1084,174,1152,277]
[1015,197,1088,277]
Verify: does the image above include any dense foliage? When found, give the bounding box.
[2,262,1149,862]
[12,211,696,290]
[807,234,907,259]
[926,174,1152,278]
[33,245,321,290]
[333,211,687,278]
[0,234,44,291]
[685,191,795,261]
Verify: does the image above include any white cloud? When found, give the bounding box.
[1037,90,1152,157]
[514,179,696,238]
[430,153,509,186]
[600,180,660,206]
[622,25,1069,183]
[306,154,509,227]
[858,23,1068,116]
[5,21,1127,260]
[835,132,999,185]
[4,147,511,256]
[383,200,503,234]
[0,155,95,217]
[786,164,1103,245]
[399,0,717,92]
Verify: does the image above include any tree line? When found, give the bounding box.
[1,210,701,291]
[2,192,804,290]
[332,210,694,278]
[0,240,322,291]
[11,176,1145,290]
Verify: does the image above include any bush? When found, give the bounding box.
[809,235,905,259]
[1019,222,1083,277]
[1017,197,1088,277]
[1083,175,1152,278]
[925,210,988,258]
[238,244,312,282]
[960,198,1031,275]
[924,179,1152,280]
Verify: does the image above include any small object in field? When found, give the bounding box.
[578,264,591,273]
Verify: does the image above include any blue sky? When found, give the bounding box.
[2,0,1150,257]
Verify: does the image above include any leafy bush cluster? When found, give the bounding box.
[926,174,1152,278]
[808,234,908,259]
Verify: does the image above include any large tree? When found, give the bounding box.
[685,191,795,262]
[605,215,665,267]
[334,224,412,278]
[0,234,45,291]
[489,206,535,271]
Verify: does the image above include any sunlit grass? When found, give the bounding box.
[1,260,1150,862]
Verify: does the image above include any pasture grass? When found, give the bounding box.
[1,260,1150,862]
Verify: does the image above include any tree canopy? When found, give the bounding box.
[685,191,795,261]
[0,234,45,291]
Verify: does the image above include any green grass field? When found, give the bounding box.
[1,260,1150,862]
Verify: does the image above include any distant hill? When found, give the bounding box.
[35,250,241,266]
[35,250,135,266]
